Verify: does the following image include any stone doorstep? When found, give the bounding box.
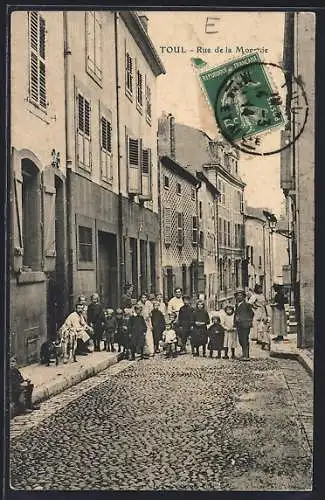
[19,353,120,405]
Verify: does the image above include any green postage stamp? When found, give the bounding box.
[196,52,285,142]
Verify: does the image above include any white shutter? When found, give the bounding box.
[164,207,172,245]
[140,148,152,200]
[127,137,140,194]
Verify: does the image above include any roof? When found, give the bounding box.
[245,206,267,222]
[160,155,199,186]
[196,171,220,197]
[119,12,166,77]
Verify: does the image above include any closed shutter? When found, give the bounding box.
[42,168,56,271]
[164,207,172,245]
[177,212,184,247]
[127,136,141,194]
[12,173,24,271]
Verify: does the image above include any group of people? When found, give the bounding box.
[10,282,288,416]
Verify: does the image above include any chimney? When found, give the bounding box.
[138,14,149,33]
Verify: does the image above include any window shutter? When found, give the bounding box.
[95,14,102,79]
[12,174,24,271]
[86,12,95,73]
[140,148,152,199]
[29,12,46,108]
[164,207,172,245]
[41,168,56,271]
[127,137,140,194]
[177,212,184,247]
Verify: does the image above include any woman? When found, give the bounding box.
[137,293,155,357]
[249,284,268,344]
[271,284,288,342]
[191,299,210,357]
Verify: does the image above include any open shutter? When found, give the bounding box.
[164,207,172,245]
[42,168,56,271]
[127,136,141,194]
[12,173,24,272]
[140,147,152,200]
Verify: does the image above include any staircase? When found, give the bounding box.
[285,304,298,335]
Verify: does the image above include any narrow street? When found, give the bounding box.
[10,347,313,491]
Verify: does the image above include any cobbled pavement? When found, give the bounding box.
[10,353,313,491]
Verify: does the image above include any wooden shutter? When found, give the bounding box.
[140,148,152,200]
[177,212,184,247]
[164,207,172,245]
[127,136,141,194]
[42,168,56,271]
[86,12,95,74]
[94,13,102,79]
[76,90,91,170]
[12,173,24,272]
[29,11,46,108]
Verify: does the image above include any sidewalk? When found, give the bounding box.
[269,334,314,377]
[19,351,121,405]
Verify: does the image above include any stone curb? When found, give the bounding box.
[32,354,120,405]
[269,348,313,378]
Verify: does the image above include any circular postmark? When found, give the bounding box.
[213,61,308,156]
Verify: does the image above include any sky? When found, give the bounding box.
[144,11,286,216]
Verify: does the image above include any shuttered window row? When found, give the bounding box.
[29,11,46,109]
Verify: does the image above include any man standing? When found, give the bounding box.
[87,293,106,352]
[167,287,184,322]
[234,288,254,360]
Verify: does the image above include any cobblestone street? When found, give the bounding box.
[10,349,313,491]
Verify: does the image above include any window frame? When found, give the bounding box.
[76,215,95,270]
[164,175,170,190]
[176,182,182,196]
[164,206,172,246]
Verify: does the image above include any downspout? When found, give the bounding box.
[157,147,163,296]
[214,191,219,309]
[114,12,123,305]
[63,11,74,312]
[195,179,201,297]
[262,222,267,298]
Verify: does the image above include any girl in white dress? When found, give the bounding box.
[137,293,155,357]
[220,304,238,359]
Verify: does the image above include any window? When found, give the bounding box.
[127,136,141,194]
[224,154,230,171]
[176,182,181,195]
[199,231,204,249]
[136,70,143,109]
[164,207,172,245]
[145,79,151,123]
[219,259,223,290]
[218,179,225,205]
[100,116,112,181]
[191,187,196,200]
[192,216,198,245]
[199,201,203,219]
[227,221,231,247]
[29,11,46,109]
[78,226,93,262]
[21,160,41,271]
[77,92,91,170]
[177,212,184,247]
[125,52,133,96]
[223,220,227,246]
[164,175,169,189]
[240,192,244,213]
[259,255,262,267]
[86,12,102,83]
[218,217,222,247]
[141,147,152,199]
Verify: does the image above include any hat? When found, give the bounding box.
[234,288,245,296]
[105,308,114,315]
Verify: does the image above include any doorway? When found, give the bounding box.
[98,231,118,308]
[47,176,66,338]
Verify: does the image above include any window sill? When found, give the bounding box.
[26,98,51,124]
[17,271,46,284]
[77,261,95,271]
[101,176,113,186]
[76,165,92,180]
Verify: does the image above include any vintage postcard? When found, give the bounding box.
[8,9,314,492]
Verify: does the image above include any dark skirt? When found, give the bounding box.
[190,326,208,347]
[208,332,225,351]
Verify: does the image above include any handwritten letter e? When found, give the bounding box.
[205,17,220,34]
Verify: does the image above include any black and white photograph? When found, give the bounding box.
[7,8,314,491]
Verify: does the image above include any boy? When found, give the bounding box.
[151,300,166,353]
[10,356,40,416]
[177,295,194,353]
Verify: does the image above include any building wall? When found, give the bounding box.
[10,11,66,365]
[295,12,315,346]
[160,162,198,299]
[273,232,290,285]
[245,217,271,296]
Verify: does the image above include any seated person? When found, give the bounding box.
[62,302,93,356]
[10,355,40,415]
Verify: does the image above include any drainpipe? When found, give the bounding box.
[63,12,74,312]
[262,222,267,298]
[215,191,219,309]
[195,179,201,298]
[114,12,123,305]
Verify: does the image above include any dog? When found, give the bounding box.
[40,339,63,366]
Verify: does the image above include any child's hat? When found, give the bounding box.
[106,308,114,314]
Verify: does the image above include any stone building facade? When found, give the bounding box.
[281,12,315,348]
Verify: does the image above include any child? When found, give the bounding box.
[87,293,106,352]
[128,304,147,360]
[120,308,132,359]
[207,314,225,359]
[177,295,194,354]
[191,299,210,357]
[10,355,40,416]
[103,308,117,352]
[115,308,124,353]
[151,300,166,353]
[220,304,238,359]
[162,321,178,358]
